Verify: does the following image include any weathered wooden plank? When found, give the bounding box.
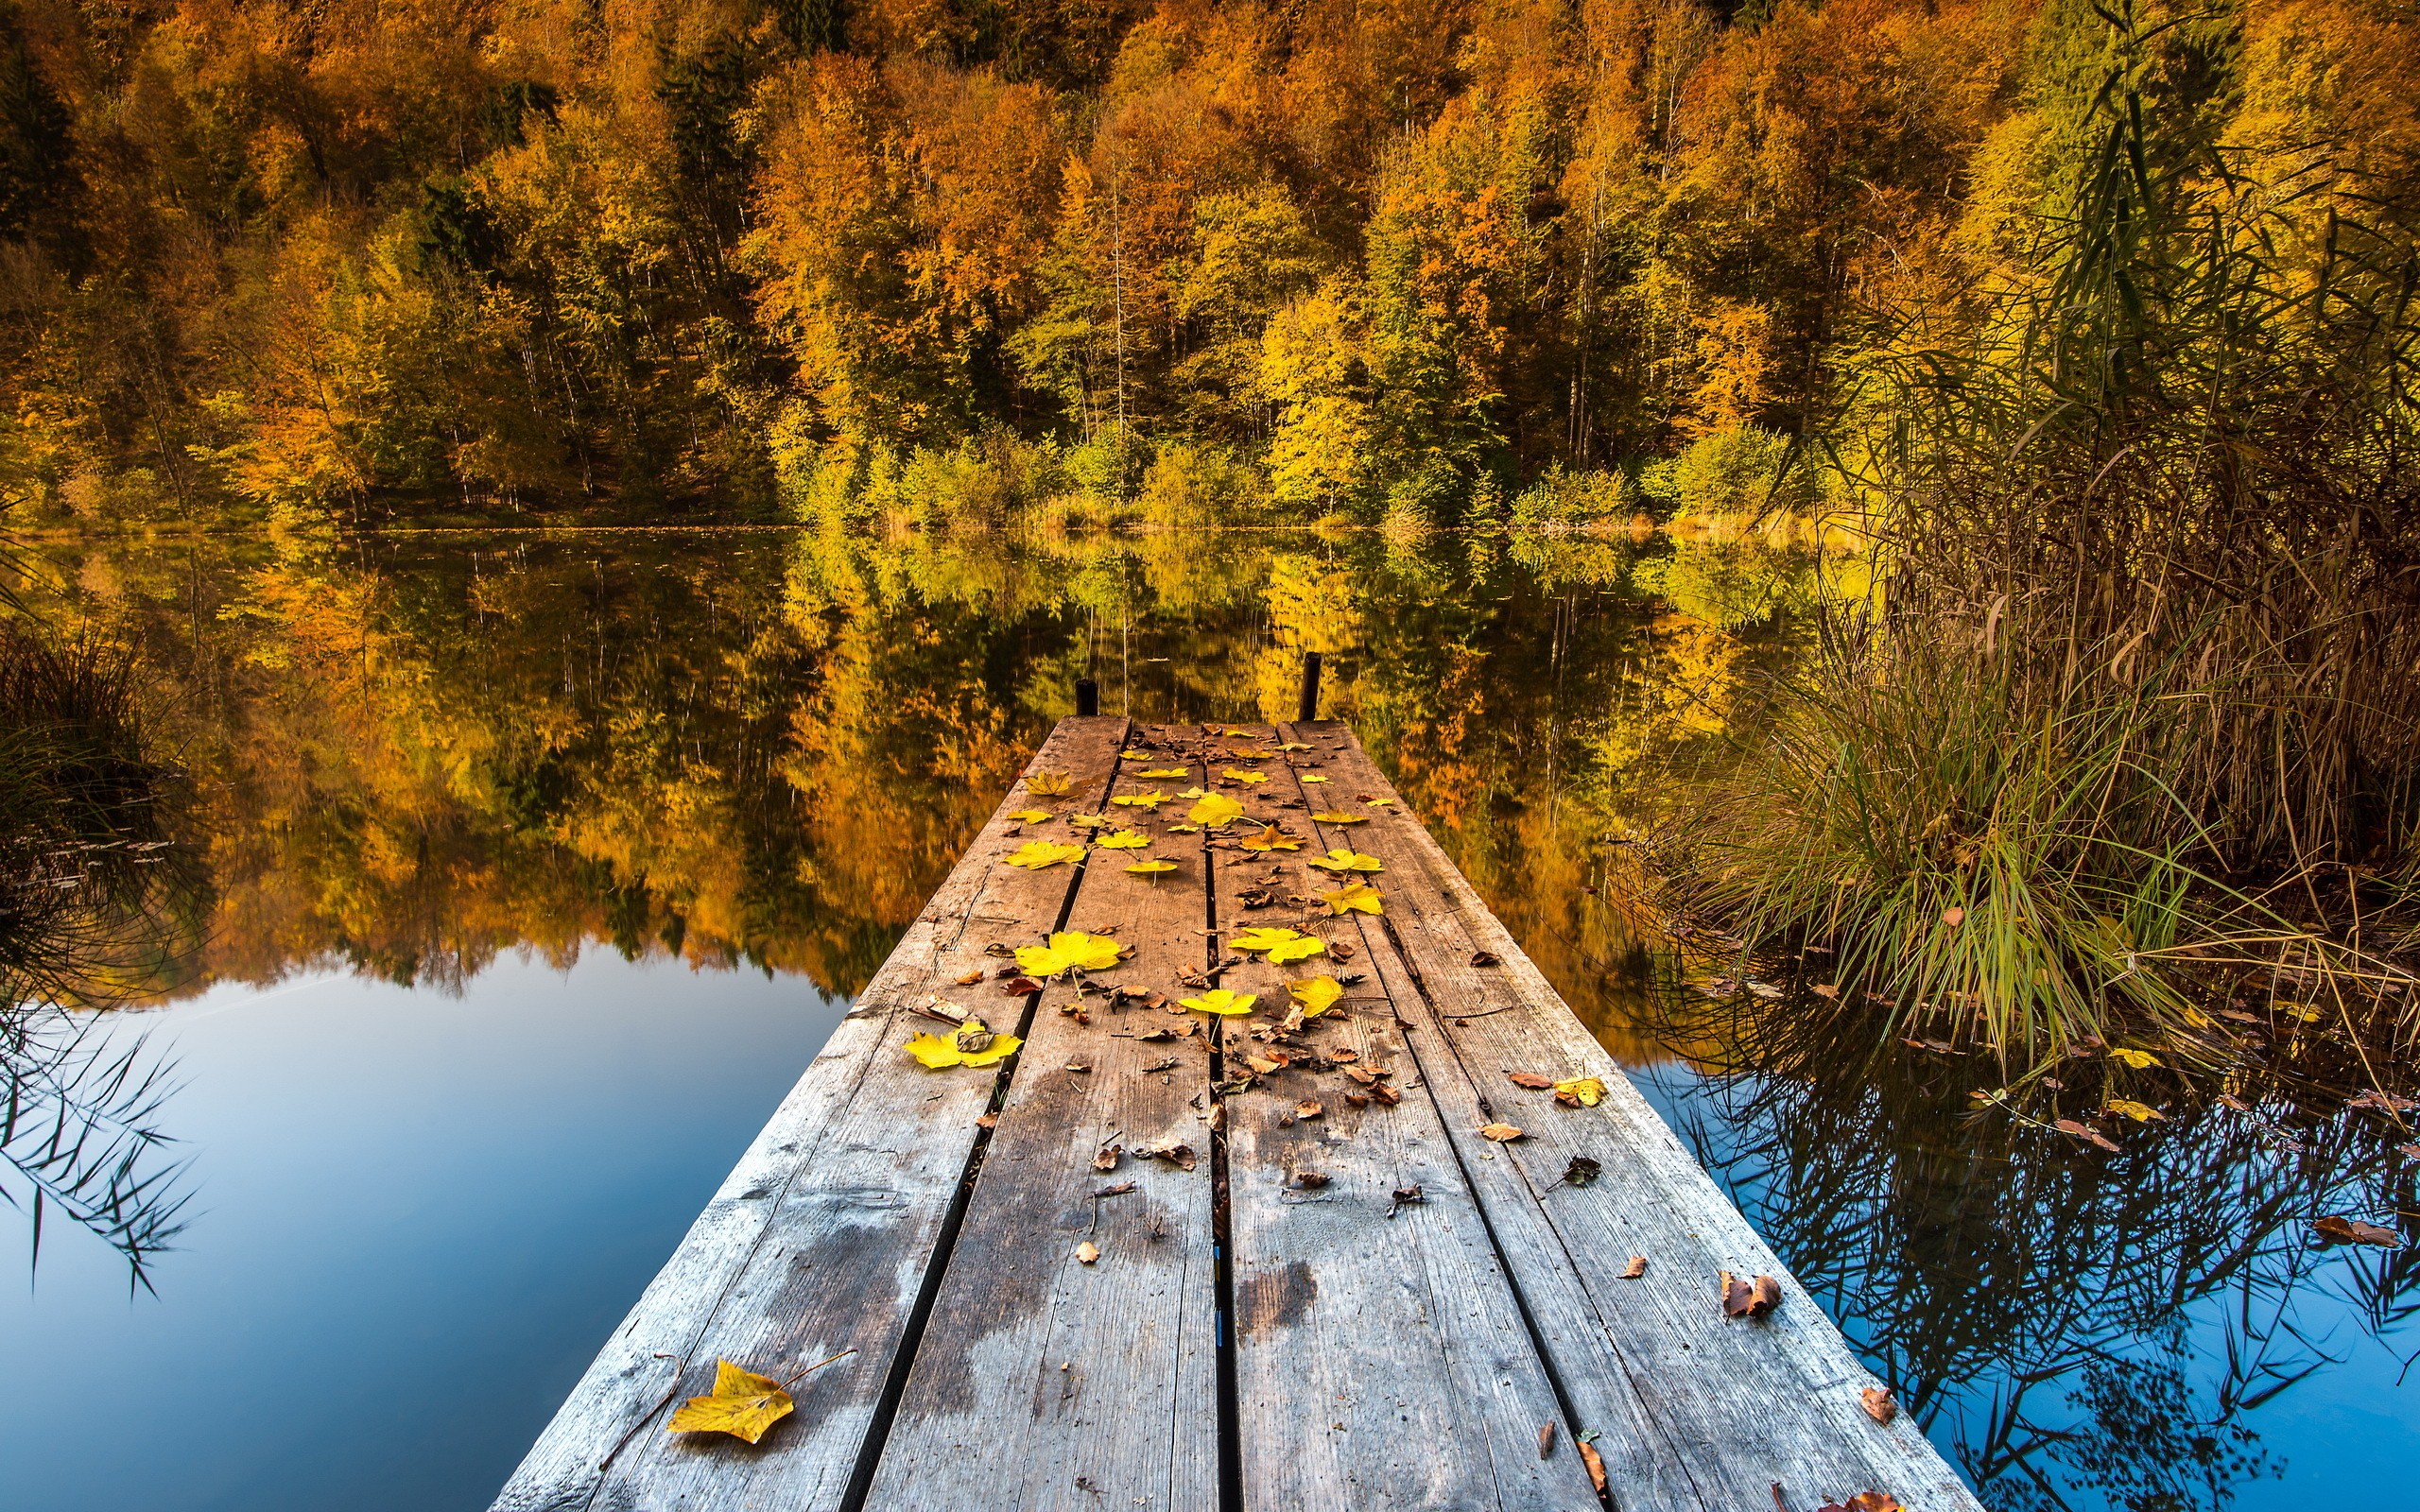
[491,715,1130,1512]
[1212,726,1599,1511]
[1286,721,1986,1512]
[864,724,1219,1512]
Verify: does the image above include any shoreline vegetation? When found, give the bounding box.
[2,0,2416,1076]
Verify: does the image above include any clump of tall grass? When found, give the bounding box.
[1667,3,2420,1059]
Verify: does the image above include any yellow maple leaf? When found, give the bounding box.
[1006,840,1086,869]
[1310,811,1370,825]
[667,1360,794,1443]
[1276,742,1313,751]
[1188,792,1246,828]
[2107,1047,2161,1069]
[1067,813,1111,830]
[1139,766,1190,779]
[1288,976,1343,1016]
[1364,798,1396,807]
[1092,830,1150,850]
[1231,927,1327,964]
[1025,771,1073,797]
[1301,774,1329,783]
[1554,1076,1608,1107]
[1008,808,1052,823]
[1182,988,1258,1016]
[2104,1098,2166,1123]
[1119,750,1152,762]
[906,1016,1024,1069]
[1126,859,1177,876]
[1014,932,1123,976]
[1306,848,1382,873]
[1319,882,1384,916]
[1240,830,1304,852]
[1222,768,1268,783]
[1113,791,1167,809]
[1177,785,1209,799]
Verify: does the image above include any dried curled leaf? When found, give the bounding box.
[1560,1156,1602,1186]
[1621,1256,1647,1279]
[1479,1123,1525,1143]
[1553,1076,1607,1108]
[1508,1072,1555,1090]
[1014,932,1124,976]
[667,1360,795,1443]
[1231,926,1327,964]
[1306,848,1384,873]
[1024,771,1073,797]
[1287,975,1343,1016]
[1005,840,1087,869]
[1719,1270,1784,1318]
[1318,882,1384,917]
[1181,988,1258,1016]
[2313,1215,2402,1246]
[905,1016,1024,1069]
[1816,1494,1905,1512]
[1135,1141,1198,1171]
[1860,1386,1898,1424]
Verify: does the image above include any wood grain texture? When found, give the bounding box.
[491,716,1130,1512]
[1212,726,1599,1511]
[864,724,1219,1512]
[1283,721,1985,1512]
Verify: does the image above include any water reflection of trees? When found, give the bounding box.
[1634,988,2418,1512]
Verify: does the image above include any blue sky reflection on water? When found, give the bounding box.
[0,953,842,1512]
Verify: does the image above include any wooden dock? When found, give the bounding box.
[493,718,1983,1512]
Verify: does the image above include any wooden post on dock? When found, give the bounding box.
[1296,653,1321,721]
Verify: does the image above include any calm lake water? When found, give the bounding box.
[5,528,2412,1512]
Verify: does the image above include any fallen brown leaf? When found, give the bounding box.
[2053,1117,2121,1153]
[954,971,984,986]
[1720,1270,1783,1317]
[1472,951,1502,968]
[1560,1155,1602,1187]
[1092,1181,1135,1197]
[1136,1142,1198,1172]
[1816,1494,1904,1512]
[1578,1439,1607,1495]
[1479,1123,1525,1143]
[1093,1144,1122,1172]
[1860,1386,1897,1424]
[1076,1241,1100,1265]
[2313,1214,2402,1246]
[1507,1072,1556,1090]
[1621,1256,1647,1280]
[1292,1170,1331,1189]
[1537,1421,1556,1458]
[1295,1100,1323,1120]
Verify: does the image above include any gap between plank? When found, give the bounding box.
[836,718,1129,1512]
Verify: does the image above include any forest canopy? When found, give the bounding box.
[5,0,2409,527]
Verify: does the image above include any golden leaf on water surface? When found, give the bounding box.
[1318,882,1383,917]
[1005,840,1087,869]
[667,1361,794,1444]
[1230,927,1326,964]
[2103,1098,2165,1122]
[1092,830,1151,850]
[1188,792,1246,827]
[1287,976,1343,1016]
[1025,771,1073,797]
[1014,932,1124,976]
[2107,1047,2160,1069]
[906,1017,1024,1069]
[1181,988,1258,1016]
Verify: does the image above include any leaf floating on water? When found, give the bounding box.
[1187,792,1246,828]
[1318,882,1384,917]
[2107,1047,2161,1069]
[1006,840,1087,869]
[2053,1117,2121,1152]
[1621,1256,1647,1280]
[1860,1386,1897,1424]
[1479,1123,1525,1143]
[1309,810,1370,825]
[1508,1072,1556,1090]
[2313,1215,2402,1246]
[1553,1076,1607,1108]
[1126,859,1178,876]
[667,1360,795,1443]
[1288,975,1343,1016]
[905,1016,1024,1069]
[1306,848,1383,873]
[1231,926,1327,963]
[1092,829,1151,850]
[1025,771,1073,797]
[1007,808,1052,823]
[1182,988,1258,1016]
[2103,1098,2165,1123]
[1014,932,1124,976]
[1112,791,1168,809]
